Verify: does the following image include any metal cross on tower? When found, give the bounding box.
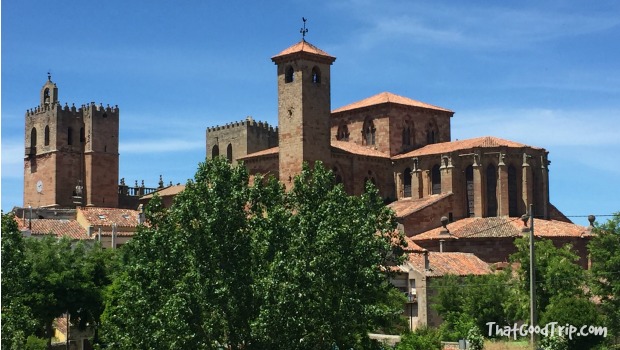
[300,17,308,40]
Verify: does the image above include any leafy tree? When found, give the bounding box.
[540,296,605,350]
[101,159,405,350]
[250,163,404,349]
[395,326,442,350]
[509,236,585,322]
[588,213,620,338]
[102,158,254,349]
[1,213,34,349]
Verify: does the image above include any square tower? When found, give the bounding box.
[271,40,336,185]
[24,77,119,208]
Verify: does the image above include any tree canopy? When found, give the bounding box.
[101,158,405,349]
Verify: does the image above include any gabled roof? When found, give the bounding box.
[392,136,543,159]
[407,251,491,277]
[388,193,452,218]
[331,141,390,158]
[412,217,592,241]
[332,92,452,114]
[15,217,90,240]
[403,236,425,252]
[78,207,139,228]
[271,40,336,64]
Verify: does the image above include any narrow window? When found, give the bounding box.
[403,167,412,197]
[508,165,519,217]
[363,119,376,146]
[44,88,50,104]
[431,164,441,194]
[311,66,321,84]
[285,66,294,83]
[226,143,233,162]
[465,165,474,217]
[212,144,219,158]
[486,164,498,217]
[402,126,411,146]
[30,127,37,150]
[80,127,85,143]
[68,127,73,145]
[44,125,50,146]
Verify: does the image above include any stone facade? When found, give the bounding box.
[206,117,278,164]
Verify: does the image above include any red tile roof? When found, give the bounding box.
[403,236,425,252]
[271,40,336,64]
[412,217,592,241]
[388,193,452,218]
[393,136,543,159]
[407,251,491,277]
[332,92,452,114]
[140,185,186,199]
[238,146,279,160]
[78,207,140,228]
[15,217,90,240]
[331,141,390,158]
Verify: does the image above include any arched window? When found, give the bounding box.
[486,164,498,217]
[508,165,518,217]
[285,66,294,83]
[80,127,85,143]
[465,165,475,217]
[44,88,50,104]
[403,167,412,197]
[68,127,73,145]
[431,164,441,194]
[363,119,376,146]
[336,123,349,141]
[30,127,37,150]
[426,120,439,144]
[402,120,414,147]
[44,125,50,146]
[212,144,219,158]
[311,66,321,84]
[226,143,233,162]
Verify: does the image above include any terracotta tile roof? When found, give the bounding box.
[332,92,452,114]
[78,207,139,228]
[393,136,543,159]
[140,185,186,200]
[403,236,425,252]
[407,251,491,277]
[271,40,336,63]
[412,217,591,241]
[15,217,90,240]
[238,146,279,160]
[388,193,452,218]
[331,141,390,158]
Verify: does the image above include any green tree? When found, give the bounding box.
[1,213,34,349]
[250,163,404,349]
[394,326,442,350]
[588,213,620,338]
[24,236,111,348]
[509,237,585,322]
[540,296,605,350]
[102,158,255,349]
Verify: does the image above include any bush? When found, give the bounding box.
[467,326,484,350]
[24,336,47,350]
[395,326,442,350]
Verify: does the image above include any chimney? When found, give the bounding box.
[98,227,102,242]
[439,239,445,253]
[439,216,450,235]
[111,223,117,249]
[138,204,145,225]
[423,249,430,271]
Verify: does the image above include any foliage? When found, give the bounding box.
[540,296,605,350]
[101,158,406,349]
[1,213,34,349]
[467,326,485,350]
[395,326,442,350]
[509,236,585,322]
[431,273,510,340]
[588,213,620,337]
[539,333,568,350]
[24,335,47,350]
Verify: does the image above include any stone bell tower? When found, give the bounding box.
[271,38,336,186]
[24,75,120,208]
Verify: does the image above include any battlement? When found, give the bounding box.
[207,116,277,134]
[26,101,120,116]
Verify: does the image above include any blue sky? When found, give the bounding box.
[2,0,619,225]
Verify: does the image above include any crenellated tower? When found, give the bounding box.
[24,76,119,208]
[271,39,336,186]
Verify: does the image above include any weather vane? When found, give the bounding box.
[300,17,308,40]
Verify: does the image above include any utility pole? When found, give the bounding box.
[529,204,536,349]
